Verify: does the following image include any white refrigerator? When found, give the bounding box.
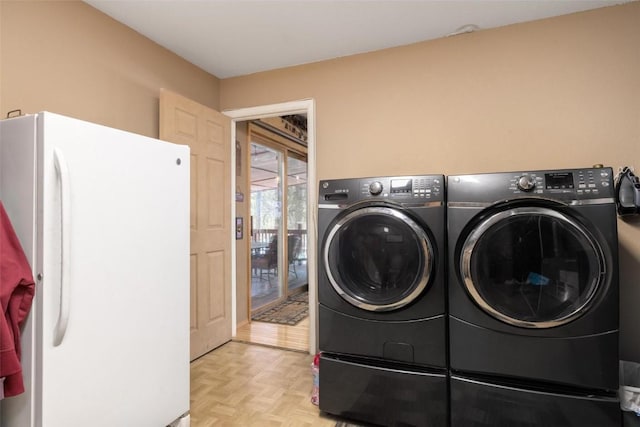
[0,112,190,426]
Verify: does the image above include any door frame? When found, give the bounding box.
[224,99,317,355]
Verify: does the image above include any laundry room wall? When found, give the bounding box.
[220,2,640,361]
[0,1,219,138]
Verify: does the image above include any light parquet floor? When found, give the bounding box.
[233,318,310,353]
[190,341,341,426]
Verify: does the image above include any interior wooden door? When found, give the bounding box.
[160,89,231,360]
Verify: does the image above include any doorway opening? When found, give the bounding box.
[249,122,308,313]
[226,100,317,355]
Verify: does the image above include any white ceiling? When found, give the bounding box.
[85,0,629,79]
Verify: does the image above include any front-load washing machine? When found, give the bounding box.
[318,175,447,426]
[447,167,620,426]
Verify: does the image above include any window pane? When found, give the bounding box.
[287,155,308,292]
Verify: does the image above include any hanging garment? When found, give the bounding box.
[0,201,35,398]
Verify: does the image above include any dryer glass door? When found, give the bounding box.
[460,207,605,328]
[324,206,434,311]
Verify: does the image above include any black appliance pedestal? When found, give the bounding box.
[319,353,448,427]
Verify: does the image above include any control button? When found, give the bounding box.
[588,184,596,188]
[602,181,610,187]
[517,175,536,192]
[369,181,383,195]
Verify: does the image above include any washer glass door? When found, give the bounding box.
[460,206,605,328]
[324,206,433,311]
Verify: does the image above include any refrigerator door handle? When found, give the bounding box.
[53,148,71,347]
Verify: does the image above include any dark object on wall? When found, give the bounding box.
[236,141,242,176]
[615,166,640,216]
[236,217,243,240]
[6,109,22,118]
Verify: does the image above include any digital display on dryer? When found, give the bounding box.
[545,172,574,189]
[391,179,412,193]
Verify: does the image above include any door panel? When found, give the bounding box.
[286,154,308,293]
[160,89,231,360]
[207,158,225,226]
[250,142,284,311]
[190,154,197,227]
[207,250,225,319]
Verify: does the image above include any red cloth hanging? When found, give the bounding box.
[0,201,35,398]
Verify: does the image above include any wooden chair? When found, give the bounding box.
[287,234,302,279]
[252,235,303,283]
[252,236,278,282]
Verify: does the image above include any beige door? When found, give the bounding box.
[160,89,231,360]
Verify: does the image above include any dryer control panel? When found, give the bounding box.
[319,175,444,205]
[448,167,614,203]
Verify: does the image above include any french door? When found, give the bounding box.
[249,129,307,313]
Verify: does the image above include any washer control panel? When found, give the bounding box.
[361,176,443,201]
[319,175,444,205]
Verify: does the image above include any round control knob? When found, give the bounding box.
[369,181,383,195]
[517,175,536,192]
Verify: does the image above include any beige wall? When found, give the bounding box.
[220,3,640,361]
[0,1,219,138]
[221,4,639,179]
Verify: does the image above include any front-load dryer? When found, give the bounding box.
[447,167,620,427]
[318,175,447,426]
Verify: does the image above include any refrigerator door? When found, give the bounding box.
[36,112,190,426]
